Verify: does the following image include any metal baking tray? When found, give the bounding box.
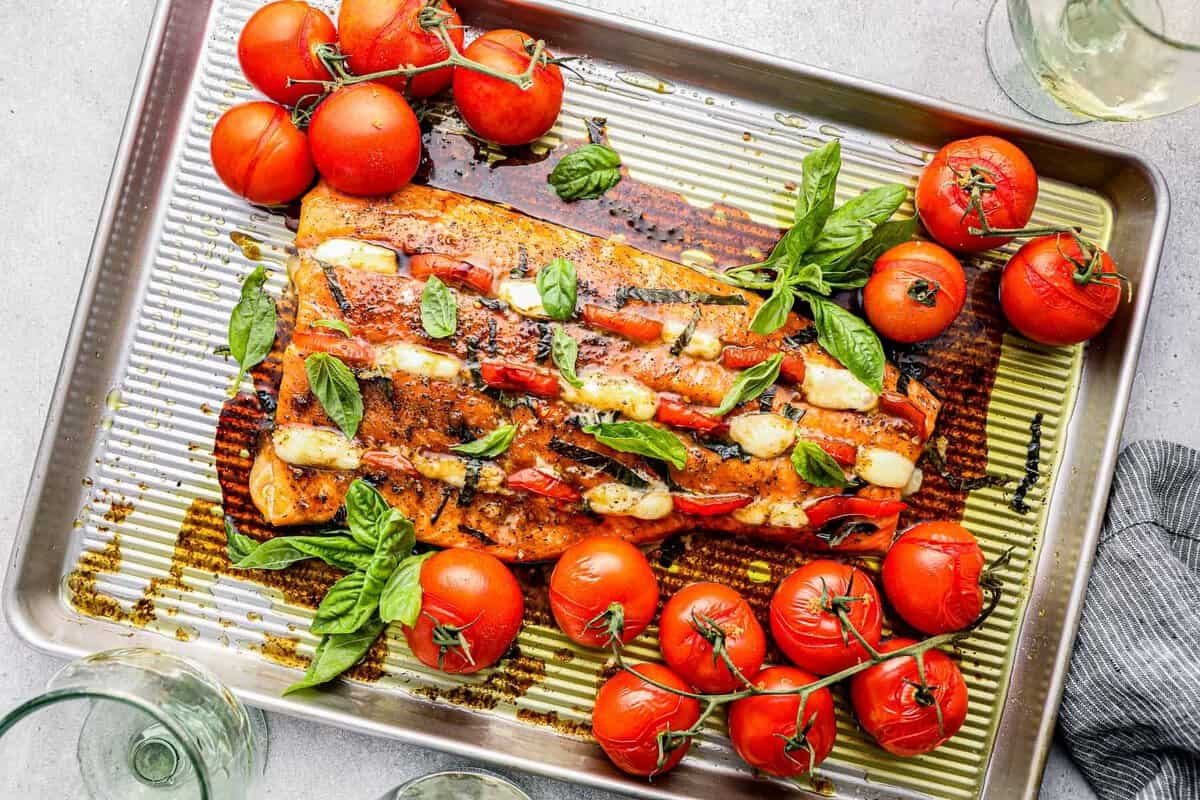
[5,0,1166,798]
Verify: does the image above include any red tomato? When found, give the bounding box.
[581,304,663,343]
[999,233,1123,346]
[770,560,882,676]
[671,493,753,516]
[504,467,580,502]
[592,664,701,776]
[916,136,1038,252]
[479,360,561,398]
[849,638,969,756]
[307,82,422,196]
[654,397,727,435]
[452,29,564,146]
[727,666,837,777]
[720,346,806,384]
[210,102,315,205]
[408,254,495,293]
[237,1,337,107]
[402,549,523,674]
[291,328,374,367]
[338,0,465,97]
[877,392,929,440]
[864,241,967,343]
[882,521,986,635]
[359,449,416,474]
[658,582,765,693]
[549,537,659,647]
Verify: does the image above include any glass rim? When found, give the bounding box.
[1116,0,1200,52]
[393,768,532,800]
[0,687,212,800]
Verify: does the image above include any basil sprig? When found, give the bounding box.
[420,275,457,339]
[536,258,577,321]
[313,319,351,337]
[802,293,885,394]
[583,421,688,470]
[228,265,277,386]
[282,617,386,696]
[225,518,373,572]
[304,353,364,440]
[551,325,583,388]
[715,353,783,416]
[450,424,517,458]
[548,144,622,201]
[379,551,434,625]
[790,440,848,488]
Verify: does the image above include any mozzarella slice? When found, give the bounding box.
[583,482,673,520]
[732,499,769,526]
[661,318,722,360]
[272,426,363,470]
[496,279,549,318]
[728,413,797,459]
[411,451,506,492]
[901,466,924,498]
[561,372,658,421]
[732,498,809,528]
[374,342,462,381]
[855,447,917,489]
[802,363,879,411]
[313,238,398,274]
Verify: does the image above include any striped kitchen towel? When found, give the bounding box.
[1059,440,1200,799]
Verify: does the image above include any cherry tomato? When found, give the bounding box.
[672,493,753,516]
[359,449,416,474]
[409,254,495,293]
[654,397,727,435]
[307,82,422,197]
[882,521,987,635]
[877,392,929,440]
[479,360,561,398]
[720,346,806,384]
[864,241,966,344]
[581,305,663,344]
[770,560,883,676]
[849,638,969,756]
[727,666,837,777]
[291,328,374,367]
[504,467,580,502]
[402,549,523,674]
[210,102,315,205]
[237,1,337,107]
[338,0,465,98]
[549,536,659,648]
[592,664,701,777]
[916,136,1038,252]
[999,233,1123,346]
[658,582,765,693]
[452,29,564,146]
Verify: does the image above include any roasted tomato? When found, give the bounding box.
[581,304,663,343]
[479,360,561,398]
[999,233,1123,346]
[882,521,987,635]
[592,664,701,777]
[504,467,580,501]
[307,82,422,196]
[337,0,465,97]
[658,582,766,693]
[916,136,1038,252]
[452,29,564,146]
[549,537,659,647]
[210,102,315,205]
[720,346,806,384]
[291,328,374,367]
[849,638,969,756]
[409,254,495,294]
[237,1,337,107]
[877,392,929,440]
[672,493,753,516]
[654,397,727,435]
[402,549,523,674]
[727,666,837,777]
[770,560,883,676]
[864,241,966,343]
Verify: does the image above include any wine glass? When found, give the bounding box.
[986,0,1200,123]
[379,769,532,800]
[0,649,267,799]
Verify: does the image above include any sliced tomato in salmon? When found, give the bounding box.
[803,438,857,466]
[720,346,806,384]
[410,253,495,294]
[506,467,581,501]
[805,496,908,529]
[673,493,753,516]
[360,450,416,474]
[291,329,375,368]
[655,396,728,435]
[879,392,928,440]
[480,360,562,398]
[581,304,664,344]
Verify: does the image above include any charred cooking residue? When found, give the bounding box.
[1011,412,1044,514]
[415,653,546,711]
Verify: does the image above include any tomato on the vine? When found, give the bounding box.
[308,82,422,196]
[549,536,659,648]
[338,0,465,97]
[452,29,564,146]
[864,241,967,343]
[402,549,523,674]
[727,666,837,777]
[999,233,1123,346]
[592,664,701,777]
[770,560,882,676]
[882,521,988,635]
[237,1,337,107]
[916,136,1038,253]
[849,638,969,756]
[210,102,315,205]
[658,582,766,693]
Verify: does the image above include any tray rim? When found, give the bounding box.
[4,1,1170,798]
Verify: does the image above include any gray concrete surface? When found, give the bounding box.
[3,0,1196,797]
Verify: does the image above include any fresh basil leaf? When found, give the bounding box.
[536,258,577,321]
[583,421,688,470]
[450,424,517,458]
[225,517,257,564]
[283,616,386,695]
[379,552,434,626]
[791,440,848,488]
[311,506,412,635]
[311,571,372,634]
[304,353,363,440]
[715,353,784,416]
[226,531,375,572]
[551,325,583,388]
[547,143,622,201]
[802,293,885,394]
[749,282,794,335]
[791,263,830,295]
[795,140,842,226]
[313,319,351,337]
[823,217,918,290]
[807,184,907,268]
[420,275,457,339]
[228,265,277,386]
[344,479,392,550]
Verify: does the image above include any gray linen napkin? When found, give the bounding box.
[1059,440,1200,799]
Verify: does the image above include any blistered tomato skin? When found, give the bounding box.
[727,666,837,777]
[592,664,701,776]
[210,102,316,205]
[865,241,967,344]
[882,521,986,635]
[338,0,465,97]
[549,536,660,647]
[658,582,766,693]
[770,560,883,676]
[307,82,422,197]
[237,1,338,107]
[452,29,564,146]
[849,638,969,756]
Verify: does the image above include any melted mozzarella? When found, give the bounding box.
[272,426,362,470]
[802,363,879,411]
[661,318,722,360]
[374,342,462,381]
[732,498,809,528]
[732,499,769,526]
[411,451,506,492]
[312,238,397,274]
[561,372,658,421]
[901,466,924,498]
[728,413,797,459]
[496,279,549,318]
[583,482,673,520]
[855,447,917,489]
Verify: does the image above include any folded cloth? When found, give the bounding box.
[1059,440,1200,800]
